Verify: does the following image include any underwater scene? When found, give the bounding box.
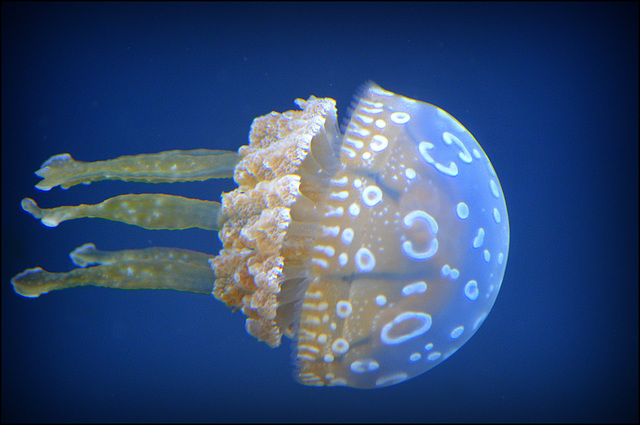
[2,2,637,422]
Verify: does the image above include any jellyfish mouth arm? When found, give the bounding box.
[11,244,216,298]
[33,149,240,191]
[21,194,224,231]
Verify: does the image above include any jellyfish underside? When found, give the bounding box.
[12,94,342,348]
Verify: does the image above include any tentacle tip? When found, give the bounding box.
[34,180,54,191]
[40,218,60,228]
[34,153,76,190]
[39,153,74,170]
[70,243,97,267]
[35,180,72,191]
[11,267,46,298]
[20,198,40,216]
[21,198,60,227]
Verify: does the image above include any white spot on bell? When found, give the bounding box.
[402,210,439,260]
[450,326,464,339]
[390,111,410,124]
[473,228,485,248]
[375,373,408,387]
[348,203,360,217]
[331,338,350,355]
[324,206,343,217]
[330,175,348,186]
[456,202,469,219]
[370,134,388,152]
[321,225,340,238]
[362,185,383,207]
[493,207,501,223]
[355,247,375,272]
[427,352,441,361]
[330,191,349,201]
[380,312,432,345]
[341,228,354,245]
[405,168,416,180]
[402,281,427,296]
[464,280,479,301]
[311,258,329,269]
[336,301,353,319]
[345,137,364,150]
[443,131,472,163]
[350,359,380,373]
[490,179,500,198]
[375,119,386,129]
[355,113,373,125]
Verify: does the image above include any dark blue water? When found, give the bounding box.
[2,2,637,422]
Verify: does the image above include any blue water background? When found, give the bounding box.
[2,2,637,422]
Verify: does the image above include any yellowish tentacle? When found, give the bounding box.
[34,149,240,191]
[21,194,223,230]
[11,244,216,298]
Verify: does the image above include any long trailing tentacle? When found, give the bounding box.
[34,149,240,191]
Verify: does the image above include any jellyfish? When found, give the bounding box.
[11,82,509,388]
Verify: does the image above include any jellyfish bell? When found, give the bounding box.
[11,82,509,388]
